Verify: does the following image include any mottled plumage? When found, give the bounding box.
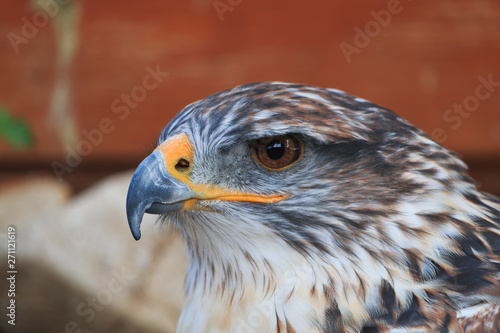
[126,82,500,332]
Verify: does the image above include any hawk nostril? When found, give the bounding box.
[175,158,190,172]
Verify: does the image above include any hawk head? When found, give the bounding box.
[126,82,500,331]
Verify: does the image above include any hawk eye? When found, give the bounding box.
[253,135,303,170]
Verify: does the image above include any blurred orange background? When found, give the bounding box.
[0,2,500,332]
[0,0,499,193]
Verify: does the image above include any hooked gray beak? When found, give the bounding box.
[126,150,193,240]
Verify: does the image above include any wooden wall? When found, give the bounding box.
[0,0,499,193]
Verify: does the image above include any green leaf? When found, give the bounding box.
[0,106,34,148]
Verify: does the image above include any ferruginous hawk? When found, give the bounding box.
[126,82,500,332]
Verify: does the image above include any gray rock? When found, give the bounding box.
[0,173,187,333]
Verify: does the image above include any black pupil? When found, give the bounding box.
[266,141,285,160]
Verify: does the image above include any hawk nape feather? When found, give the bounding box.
[126,82,500,332]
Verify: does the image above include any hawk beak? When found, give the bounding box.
[126,150,194,240]
[126,133,288,240]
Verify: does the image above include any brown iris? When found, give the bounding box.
[253,135,303,170]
